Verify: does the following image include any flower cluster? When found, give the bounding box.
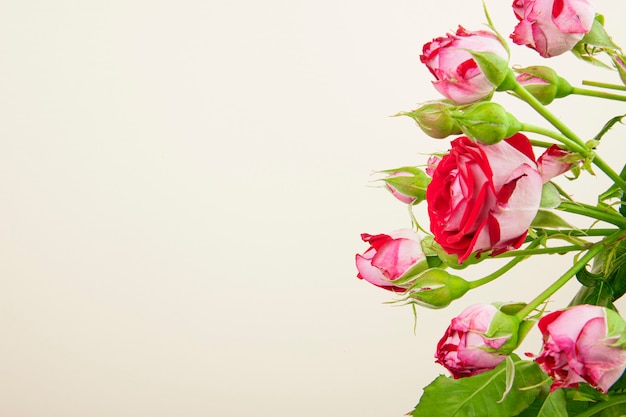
[355,0,626,415]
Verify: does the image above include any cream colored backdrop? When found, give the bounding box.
[0,1,624,416]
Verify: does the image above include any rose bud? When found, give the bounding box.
[400,268,470,309]
[379,167,431,205]
[537,145,574,182]
[398,102,462,139]
[355,229,426,292]
[510,0,595,58]
[451,102,522,144]
[536,305,626,393]
[612,54,626,86]
[436,303,521,378]
[420,26,509,104]
[426,133,543,262]
[515,66,573,105]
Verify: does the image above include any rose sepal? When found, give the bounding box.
[377,166,431,205]
[451,102,521,144]
[396,268,470,309]
[479,303,535,356]
[396,102,462,139]
[605,308,626,348]
[515,66,573,105]
[468,50,513,91]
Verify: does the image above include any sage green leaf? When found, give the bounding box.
[410,356,545,417]
[540,182,561,209]
[580,15,620,50]
[531,210,573,229]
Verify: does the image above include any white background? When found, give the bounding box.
[1,1,625,416]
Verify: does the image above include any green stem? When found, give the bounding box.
[593,154,626,193]
[529,139,556,149]
[558,201,626,229]
[572,86,626,102]
[515,231,626,320]
[573,394,626,417]
[521,123,587,153]
[469,241,541,289]
[513,82,626,193]
[493,245,585,258]
[513,83,587,149]
[582,80,626,92]
[528,228,618,238]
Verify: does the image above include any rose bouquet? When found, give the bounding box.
[355,1,626,415]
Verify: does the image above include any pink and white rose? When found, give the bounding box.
[511,0,595,58]
[355,229,425,292]
[426,133,544,262]
[420,26,508,104]
[536,305,626,393]
[436,304,511,378]
[537,144,573,182]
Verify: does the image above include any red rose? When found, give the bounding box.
[426,134,543,262]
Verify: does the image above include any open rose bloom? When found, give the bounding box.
[420,27,508,104]
[426,134,571,263]
[511,0,595,57]
[355,229,425,292]
[536,305,626,392]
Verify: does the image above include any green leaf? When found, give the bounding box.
[592,114,626,143]
[531,210,573,229]
[598,183,621,204]
[570,383,608,402]
[571,15,621,68]
[569,283,615,309]
[579,15,620,50]
[540,182,562,209]
[598,402,626,417]
[498,356,516,404]
[410,356,546,417]
[518,389,568,417]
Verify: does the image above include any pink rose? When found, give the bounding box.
[420,26,508,104]
[355,229,425,292]
[436,304,510,378]
[511,0,595,58]
[536,305,626,393]
[537,144,573,182]
[426,133,543,262]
